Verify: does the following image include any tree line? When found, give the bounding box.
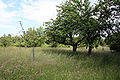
[0,27,45,47]
[0,27,72,48]
[0,0,120,55]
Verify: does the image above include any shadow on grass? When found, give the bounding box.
[41,48,120,67]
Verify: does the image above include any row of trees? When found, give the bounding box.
[0,0,120,55]
[0,27,45,47]
[0,27,72,48]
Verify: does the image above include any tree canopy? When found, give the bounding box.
[45,0,105,55]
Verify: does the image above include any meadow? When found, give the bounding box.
[0,47,120,80]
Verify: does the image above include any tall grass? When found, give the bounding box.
[0,47,120,80]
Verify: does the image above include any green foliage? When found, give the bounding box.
[57,44,72,48]
[21,27,46,47]
[0,42,3,46]
[106,32,120,52]
[45,0,120,55]
[99,0,120,52]
[0,34,12,47]
[0,27,46,47]
[45,0,104,54]
[97,0,120,35]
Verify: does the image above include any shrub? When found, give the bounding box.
[106,32,120,52]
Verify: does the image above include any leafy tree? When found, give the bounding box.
[105,32,120,52]
[96,0,120,36]
[0,26,46,47]
[0,34,12,47]
[11,36,22,47]
[36,27,46,46]
[95,0,120,51]
[45,0,104,55]
[45,39,58,47]
[45,0,86,52]
[45,19,84,52]
[21,27,45,47]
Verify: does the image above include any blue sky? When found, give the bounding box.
[0,0,96,36]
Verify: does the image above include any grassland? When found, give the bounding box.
[0,47,120,80]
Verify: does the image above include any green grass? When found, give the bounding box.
[0,47,120,80]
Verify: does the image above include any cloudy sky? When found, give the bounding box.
[0,0,96,36]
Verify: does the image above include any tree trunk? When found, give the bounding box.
[73,44,77,52]
[88,45,92,56]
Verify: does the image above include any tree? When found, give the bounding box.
[105,32,120,52]
[95,0,120,51]
[45,0,103,55]
[96,0,120,36]
[45,0,86,52]
[45,18,84,52]
[21,27,45,47]
[12,36,22,47]
[0,34,12,47]
[36,27,46,46]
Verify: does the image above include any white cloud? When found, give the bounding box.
[0,24,16,29]
[0,0,17,24]
[0,0,63,36]
[0,0,18,37]
[0,24,19,36]
[0,0,7,10]
[93,0,98,4]
[8,1,16,8]
[0,11,17,23]
[20,0,61,23]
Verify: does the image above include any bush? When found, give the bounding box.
[106,32,120,52]
[0,42,3,47]
[110,45,120,52]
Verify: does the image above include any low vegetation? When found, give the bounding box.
[0,47,120,80]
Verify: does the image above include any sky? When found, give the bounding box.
[0,0,96,36]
